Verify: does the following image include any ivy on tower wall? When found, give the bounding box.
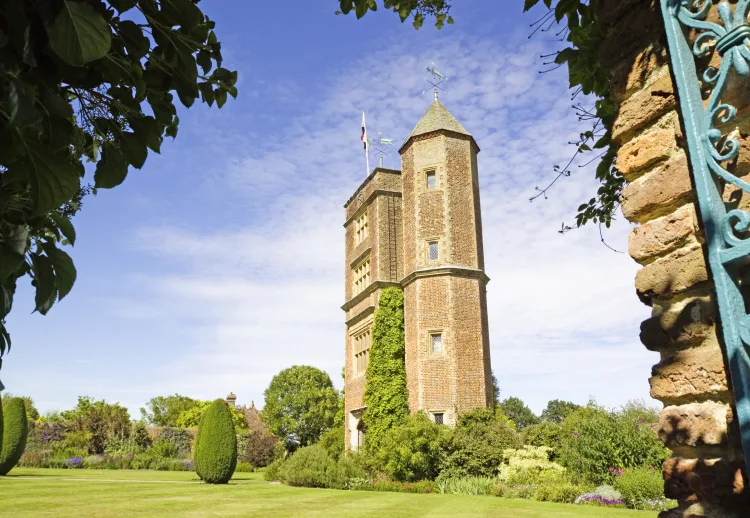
[363,287,409,449]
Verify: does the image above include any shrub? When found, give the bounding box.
[235,461,254,472]
[441,409,521,478]
[362,287,409,449]
[318,426,345,461]
[497,446,566,486]
[0,397,29,475]
[522,421,563,460]
[237,430,279,467]
[264,458,285,481]
[279,444,348,489]
[373,413,450,482]
[156,427,192,454]
[194,399,237,484]
[532,482,588,503]
[614,466,665,508]
[593,484,623,501]
[151,438,179,459]
[559,401,670,485]
[19,452,42,468]
[349,478,437,493]
[436,475,496,496]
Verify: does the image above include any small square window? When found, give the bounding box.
[431,333,443,354]
[428,241,439,261]
[426,171,437,190]
[433,413,444,425]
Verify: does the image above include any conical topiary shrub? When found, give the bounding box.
[0,397,28,475]
[194,399,237,484]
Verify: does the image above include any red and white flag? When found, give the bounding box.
[361,111,369,151]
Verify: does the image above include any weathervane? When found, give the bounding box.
[423,62,448,101]
[370,132,393,168]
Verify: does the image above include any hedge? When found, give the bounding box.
[0,397,28,475]
[194,399,237,484]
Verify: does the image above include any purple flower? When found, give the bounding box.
[571,431,581,436]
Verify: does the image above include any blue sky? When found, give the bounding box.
[3,1,656,417]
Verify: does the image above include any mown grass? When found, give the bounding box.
[0,468,658,517]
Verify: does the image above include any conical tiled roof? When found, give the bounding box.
[407,100,471,140]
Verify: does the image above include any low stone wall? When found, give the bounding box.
[594,1,748,515]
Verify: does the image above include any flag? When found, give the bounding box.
[361,111,368,151]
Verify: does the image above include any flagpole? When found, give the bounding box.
[366,145,370,176]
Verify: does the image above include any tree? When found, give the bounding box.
[499,397,540,431]
[541,399,580,424]
[491,372,500,408]
[194,399,237,484]
[0,0,237,388]
[1,393,39,421]
[62,396,130,454]
[363,287,409,449]
[374,412,450,482]
[441,408,522,478]
[262,365,339,449]
[174,399,247,430]
[140,394,199,427]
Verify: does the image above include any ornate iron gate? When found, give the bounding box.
[661,0,750,467]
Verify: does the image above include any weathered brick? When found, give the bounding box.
[613,72,676,144]
[611,44,669,101]
[595,0,661,70]
[663,457,749,508]
[640,296,716,352]
[629,204,698,264]
[618,128,678,180]
[650,340,729,403]
[635,244,708,302]
[658,402,731,449]
[622,150,693,222]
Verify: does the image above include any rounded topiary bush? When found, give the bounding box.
[194,399,237,484]
[0,397,28,475]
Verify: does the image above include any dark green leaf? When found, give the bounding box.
[196,49,212,74]
[163,0,203,30]
[198,82,214,106]
[215,87,227,108]
[31,253,56,314]
[118,20,150,59]
[0,245,24,282]
[110,0,136,13]
[130,116,162,153]
[51,213,76,245]
[119,131,148,169]
[8,78,41,127]
[24,140,81,215]
[42,242,77,301]
[524,0,541,11]
[95,144,128,188]
[48,0,112,66]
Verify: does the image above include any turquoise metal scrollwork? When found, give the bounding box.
[661,0,750,466]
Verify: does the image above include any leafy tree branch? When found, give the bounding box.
[0,0,238,383]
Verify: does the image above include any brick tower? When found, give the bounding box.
[342,101,492,449]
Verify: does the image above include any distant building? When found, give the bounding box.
[342,101,493,450]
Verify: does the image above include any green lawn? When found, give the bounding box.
[0,468,658,517]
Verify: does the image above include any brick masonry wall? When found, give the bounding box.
[595,1,748,515]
